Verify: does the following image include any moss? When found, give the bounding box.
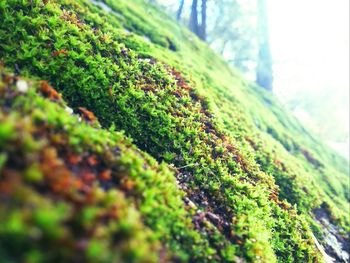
[0,0,348,262]
[0,71,224,262]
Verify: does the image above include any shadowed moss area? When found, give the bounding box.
[0,0,348,262]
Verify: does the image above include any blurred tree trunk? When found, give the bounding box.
[189,0,199,35]
[176,0,185,21]
[199,0,207,40]
[189,0,207,41]
[256,0,273,91]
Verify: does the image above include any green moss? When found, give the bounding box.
[0,72,225,262]
[0,0,348,262]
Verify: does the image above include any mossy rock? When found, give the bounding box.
[0,0,348,262]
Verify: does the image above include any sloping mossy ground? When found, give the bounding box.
[0,0,348,262]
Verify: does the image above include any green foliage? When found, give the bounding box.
[0,72,222,262]
[0,0,348,262]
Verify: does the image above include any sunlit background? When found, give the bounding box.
[156,0,349,159]
[268,0,349,159]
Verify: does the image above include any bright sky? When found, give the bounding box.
[268,0,349,96]
[267,0,349,158]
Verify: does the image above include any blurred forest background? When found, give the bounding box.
[148,0,349,159]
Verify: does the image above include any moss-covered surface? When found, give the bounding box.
[0,0,348,262]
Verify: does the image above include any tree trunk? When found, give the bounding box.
[176,0,185,21]
[220,38,229,56]
[199,0,207,40]
[189,0,199,36]
[256,0,273,91]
